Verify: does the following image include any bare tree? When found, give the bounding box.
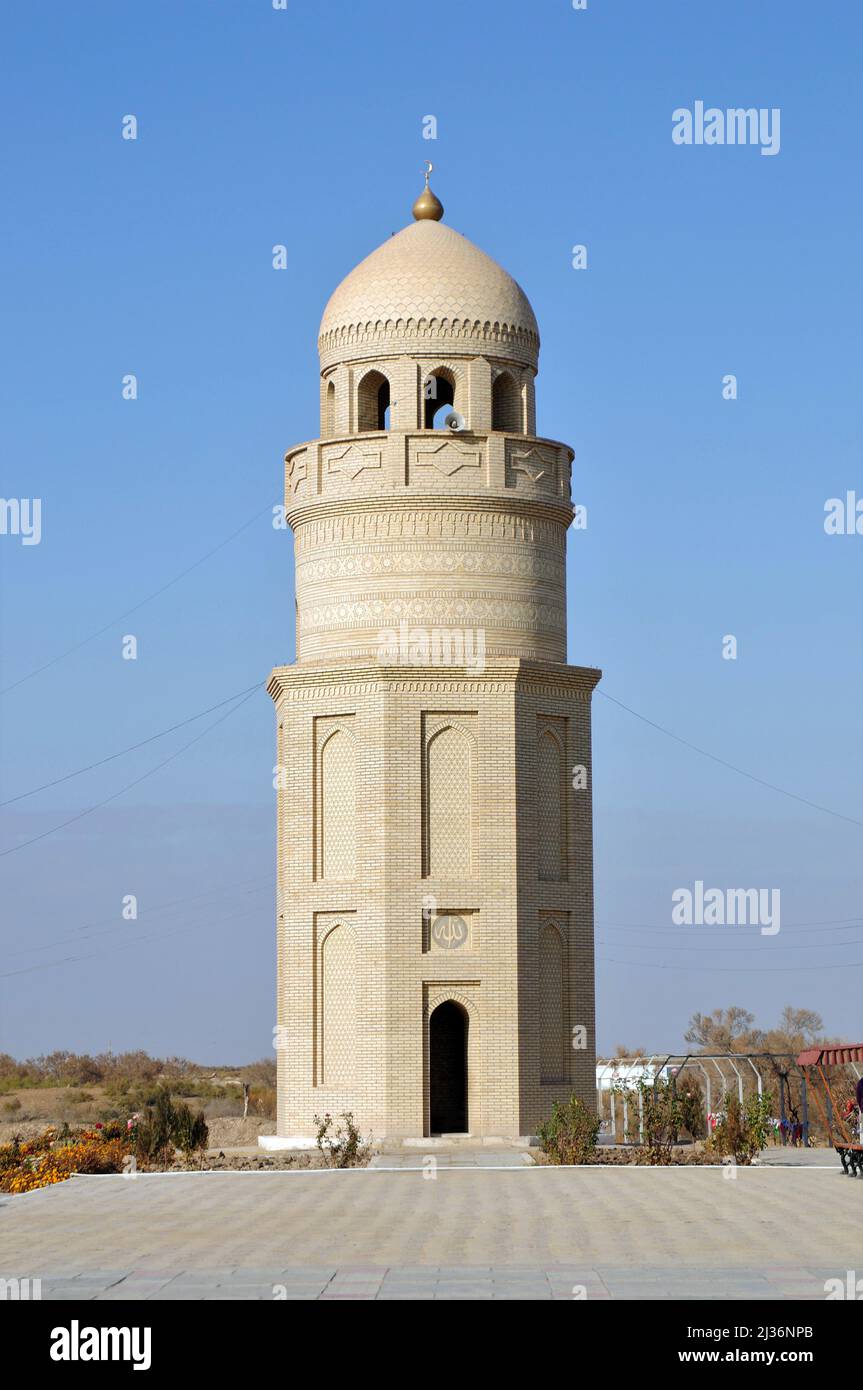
[684,1006,759,1052]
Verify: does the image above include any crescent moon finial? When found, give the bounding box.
[413,163,443,222]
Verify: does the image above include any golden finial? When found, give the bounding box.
[412,161,444,221]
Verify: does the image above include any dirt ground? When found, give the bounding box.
[532,1142,716,1165]
[174,1149,336,1171]
[0,1089,277,1148]
[0,1086,98,1143]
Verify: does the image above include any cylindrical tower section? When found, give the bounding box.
[285,428,574,666]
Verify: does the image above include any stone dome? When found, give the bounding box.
[317,219,540,372]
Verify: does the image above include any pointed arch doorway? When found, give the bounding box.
[429,1000,468,1134]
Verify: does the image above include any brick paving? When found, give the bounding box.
[0,1165,858,1300]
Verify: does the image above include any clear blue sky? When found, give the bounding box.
[1,0,860,1062]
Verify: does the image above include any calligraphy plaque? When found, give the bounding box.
[427,912,474,953]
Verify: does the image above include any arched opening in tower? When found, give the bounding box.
[492,371,522,432]
[357,369,390,431]
[423,369,456,429]
[429,1000,468,1134]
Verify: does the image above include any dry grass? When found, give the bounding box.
[0,1054,279,1146]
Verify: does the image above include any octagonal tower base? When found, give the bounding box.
[268,659,599,1143]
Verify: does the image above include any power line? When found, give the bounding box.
[2,882,273,958]
[597,688,863,829]
[596,934,863,953]
[0,873,273,952]
[3,884,858,960]
[599,955,863,973]
[0,683,263,806]
[0,904,267,980]
[5,919,860,984]
[0,686,261,858]
[597,917,863,937]
[1,668,858,882]
[0,488,856,849]
[0,504,272,696]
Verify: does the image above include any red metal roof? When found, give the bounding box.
[797,1045,863,1067]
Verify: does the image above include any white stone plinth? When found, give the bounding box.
[258,1135,318,1151]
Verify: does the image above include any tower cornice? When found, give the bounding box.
[267,660,602,705]
[284,489,577,534]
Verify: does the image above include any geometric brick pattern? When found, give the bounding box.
[537,729,564,882]
[424,724,473,879]
[318,219,540,372]
[539,922,567,1083]
[319,923,356,1089]
[319,727,356,881]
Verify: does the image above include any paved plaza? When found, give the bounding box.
[1,1159,859,1300]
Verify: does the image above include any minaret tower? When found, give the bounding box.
[267,172,600,1143]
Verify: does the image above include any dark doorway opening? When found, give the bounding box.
[423,370,455,429]
[429,1000,468,1134]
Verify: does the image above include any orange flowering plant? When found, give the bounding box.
[0,1122,134,1195]
[0,1095,207,1193]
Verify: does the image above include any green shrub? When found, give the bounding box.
[708,1092,773,1165]
[677,1082,706,1141]
[537,1097,600,1164]
[135,1089,209,1168]
[172,1103,209,1158]
[104,1079,161,1111]
[638,1080,687,1163]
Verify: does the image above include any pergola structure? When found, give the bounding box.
[593,1051,863,1147]
[796,1044,863,1175]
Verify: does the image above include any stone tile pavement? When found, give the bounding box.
[6,1266,849,1300]
[1,1165,858,1301]
[755,1146,840,1167]
[368,1148,534,1167]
